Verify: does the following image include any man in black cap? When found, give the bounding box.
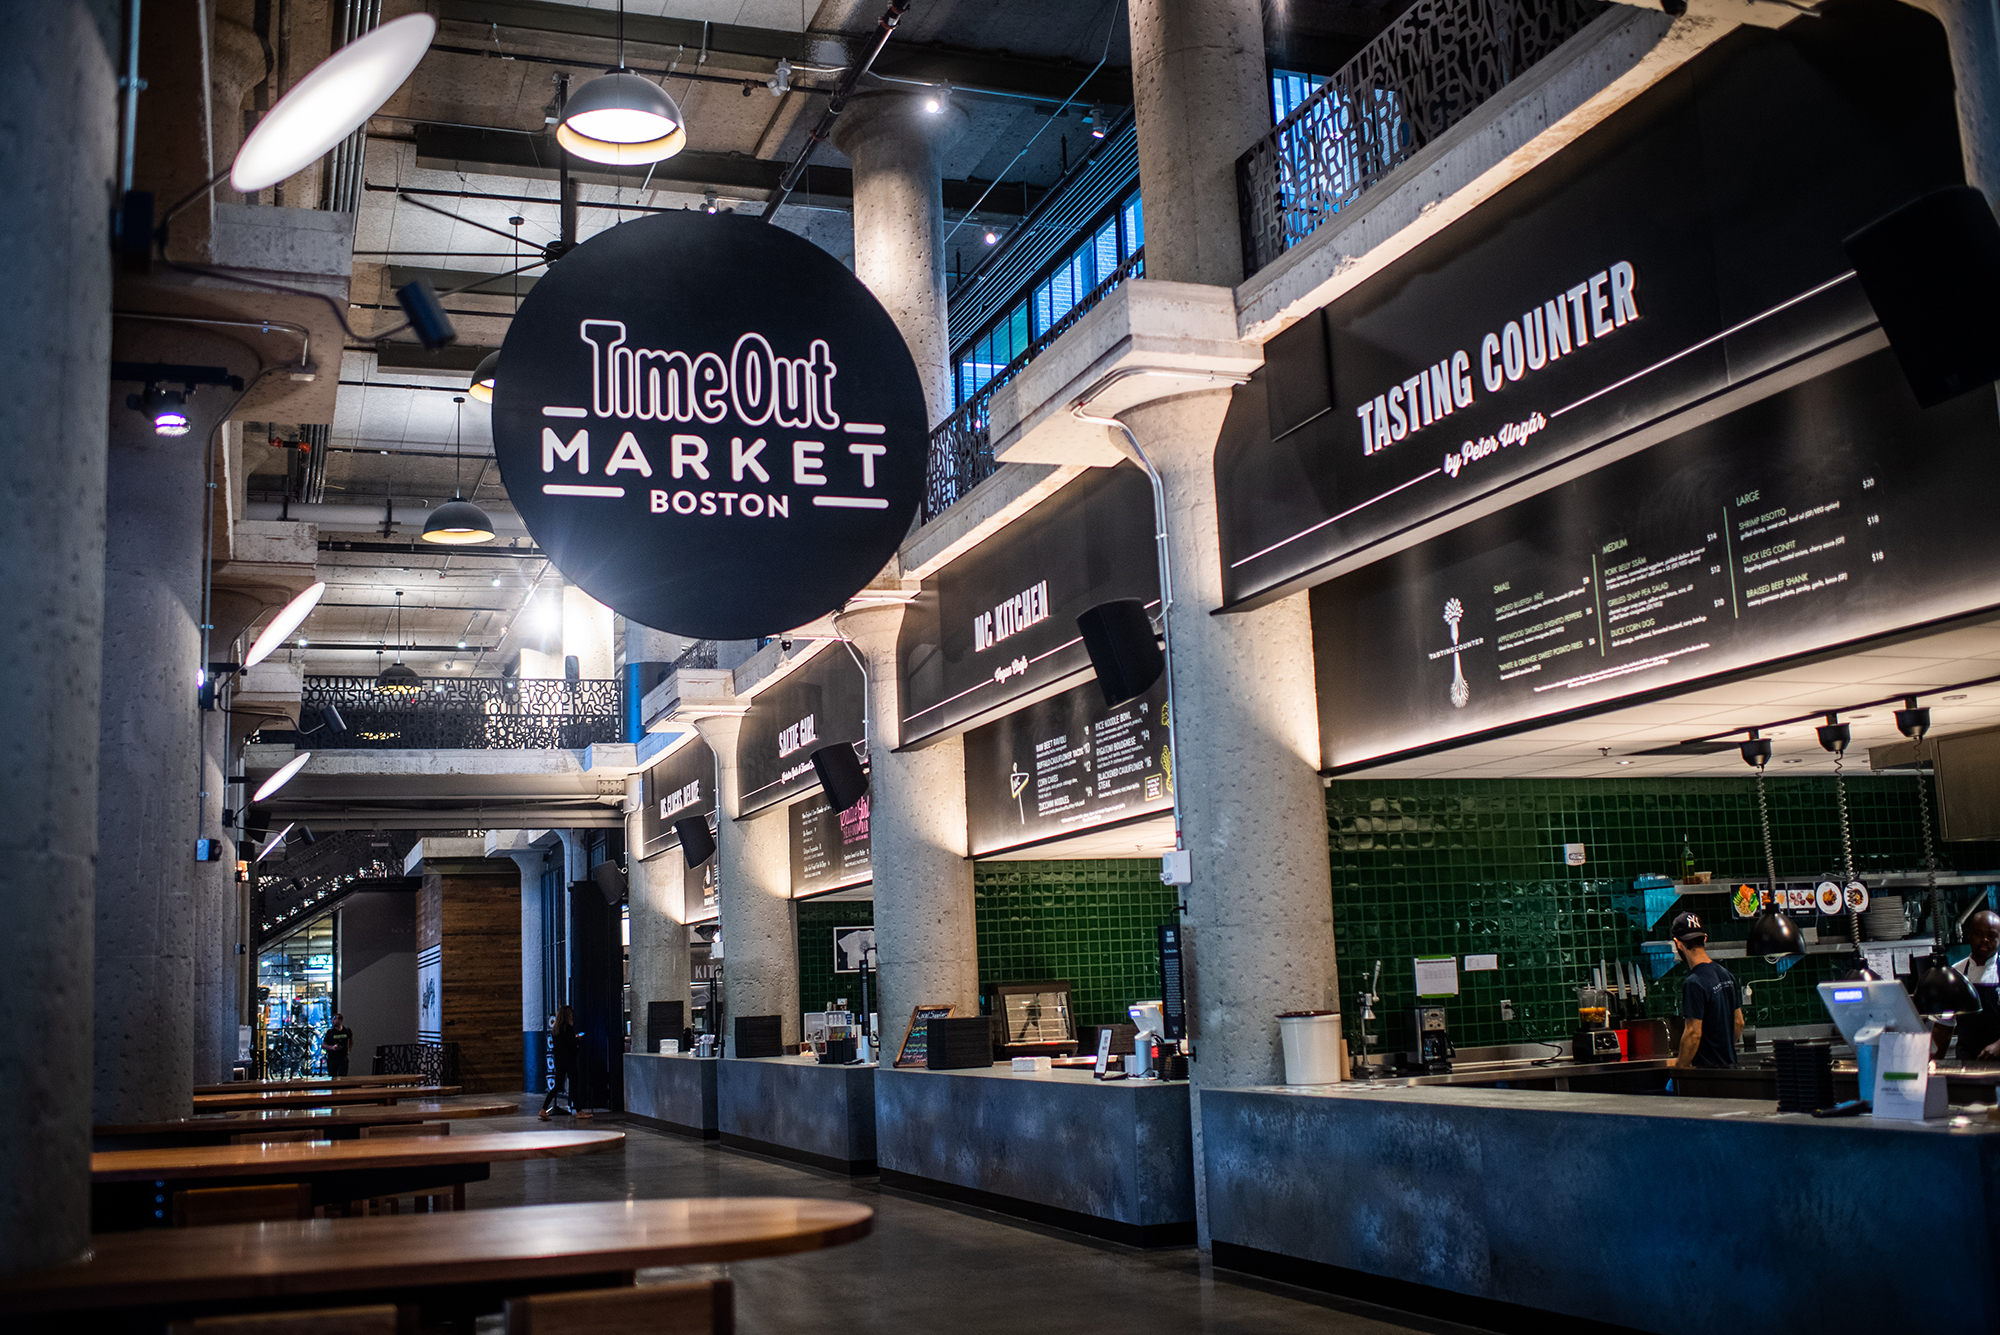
[1670,911,1741,1068]
[1933,908,2000,1062]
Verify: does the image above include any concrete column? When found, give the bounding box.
[1911,0,2000,202]
[840,605,981,1064]
[1128,0,1271,287]
[693,715,799,1049]
[1121,391,1338,1246]
[0,0,116,1276]
[628,844,692,1050]
[94,325,256,1126]
[502,847,548,1091]
[192,707,237,1083]
[830,93,967,426]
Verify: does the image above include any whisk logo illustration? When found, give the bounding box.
[1443,598,1470,708]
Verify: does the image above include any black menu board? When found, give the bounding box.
[1217,8,1965,609]
[965,677,1173,856]
[737,645,866,817]
[683,838,718,922]
[898,463,1157,746]
[789,789,873,896]
[1313,350,2000,769]
[638,736,715,859]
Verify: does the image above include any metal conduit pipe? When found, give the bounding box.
[243,500,532,535]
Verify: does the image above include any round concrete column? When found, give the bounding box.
[0,0,116,1275]
[502,847,550,1091]
[1128,0,1271,287]
[1119,390,1338,1243]
[628,844,692,1052]
[192,707,237,1083]
[95,323,256,1127]
[839,604,980,1063]
[693,715,799,1049]
[1914,0,2000,202]
[830,93,967,425]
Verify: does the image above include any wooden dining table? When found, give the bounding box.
[192,1073,428,1095]
[91,1130,623,1230]
[95,1099,521,1148]
[2,1197,874,1328]
[192,1085,460,1112]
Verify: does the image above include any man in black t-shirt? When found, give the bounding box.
[1670,912,1741,1068]
[322,1013,354,1079]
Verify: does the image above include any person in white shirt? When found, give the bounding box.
[1935,909,2000,1063]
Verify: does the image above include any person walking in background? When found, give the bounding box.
[322,1012,354,1079]
[541,1006,577,1120]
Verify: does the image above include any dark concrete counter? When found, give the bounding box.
[716,1056,876,1174]
[622,1053,718,1139]
[876,1065,1194,1245]
[1202,1082,2000,1334]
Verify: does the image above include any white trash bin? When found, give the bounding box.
[1278,1010,1344,1085]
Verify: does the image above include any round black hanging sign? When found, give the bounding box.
[492,212,928,639]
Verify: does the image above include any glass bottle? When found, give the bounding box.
[1681,834,1697,882]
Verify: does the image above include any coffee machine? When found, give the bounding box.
[1407,1005,1455,1074]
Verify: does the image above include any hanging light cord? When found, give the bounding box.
[1834,750,1861,951]
[1756,762,1778,905]
[1919,747,1942,947]
[454,396,465,496]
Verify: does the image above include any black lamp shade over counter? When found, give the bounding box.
[1745,910,1807,959]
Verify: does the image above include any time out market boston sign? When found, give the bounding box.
[492,213,928,639]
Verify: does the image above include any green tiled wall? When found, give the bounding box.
[795,899,874,1015]
[974,859,1180,1026]
[1328,774,2000,1052]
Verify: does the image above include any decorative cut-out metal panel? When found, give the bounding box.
[1239,0,1609,275]
[298,675,625,750]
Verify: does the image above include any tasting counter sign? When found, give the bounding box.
[1215,8,1968,609]
[492,213,929,640]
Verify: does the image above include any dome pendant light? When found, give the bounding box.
[376,590,423,694]
[556,3,686,165]
[423,396,496,544]
[1740,732,1807,960]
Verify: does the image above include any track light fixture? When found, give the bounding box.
[1896,696,1931,740]
[983,229,1000,245]
[1739,729,1772,768]
[1815,713,1850,754]
[132,385,191,437]
[924,83,950,113]
[1083,105,1108,139]
[704,189,720,215]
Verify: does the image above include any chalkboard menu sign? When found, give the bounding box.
[789,789,872,897]
[898,463,1157,746]
[1216,8,1965,610]
[737,645,865,817]
[684,836,718,922]
[638,736,715,860]
[894,1003,955,1068]
[1313,350,2000,769]
[964,676,1173,857]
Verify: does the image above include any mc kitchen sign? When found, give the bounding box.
[492,213,928,639]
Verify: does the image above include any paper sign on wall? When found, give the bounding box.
[1415,956,1459,997]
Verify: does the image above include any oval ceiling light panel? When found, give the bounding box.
[244,581,327,669]
[230,14,436,192]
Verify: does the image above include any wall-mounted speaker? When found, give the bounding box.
[810,742,869,812]
[1845,185,2000,408]
[590,859,626,904]
[675,815,716,868]
[1077,598,1164,708]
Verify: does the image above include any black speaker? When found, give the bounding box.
[735,1014,784,1059]
[810,742,869,812]
[1077,598,1164,708]
[675,815,716,868]
[590,859,626,904]
[1844,185,2000,407]
[394,277,457,350]
[926,1017,997,1070]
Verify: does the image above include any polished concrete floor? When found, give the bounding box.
[466,1095,1490,1335]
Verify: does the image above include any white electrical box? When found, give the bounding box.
[1161,848,1192,885]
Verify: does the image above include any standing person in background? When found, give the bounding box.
[1670,912,1742,1068]
[322,1012,354,1078]
[541,1005,577,1120]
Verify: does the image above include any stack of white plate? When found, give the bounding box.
[1862,893,1907,941]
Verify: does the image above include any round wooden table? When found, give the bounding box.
[95,1099,523,1147]
[1,1197,875,1320]
[90,1130,623,1229]
[192,1086,460,1113]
